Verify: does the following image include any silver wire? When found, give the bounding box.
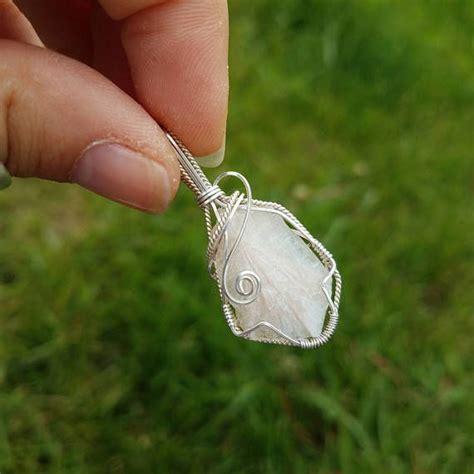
[165,132,341,349]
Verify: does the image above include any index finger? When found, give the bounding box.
[98,0,229,166]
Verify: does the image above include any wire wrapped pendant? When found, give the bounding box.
[167,133,342,349]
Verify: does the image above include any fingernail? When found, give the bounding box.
[0,162,12,190]
[71,142,172,212]
[195,136,226,168]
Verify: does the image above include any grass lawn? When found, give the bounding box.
[0,0,473,472]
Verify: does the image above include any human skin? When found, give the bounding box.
[0,0,229,212]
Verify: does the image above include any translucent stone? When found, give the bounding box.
[215,209,332,342]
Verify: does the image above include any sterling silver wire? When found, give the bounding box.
[166,132,341,349]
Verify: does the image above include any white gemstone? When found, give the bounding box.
[215,208,332,342]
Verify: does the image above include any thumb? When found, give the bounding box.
[0,40,180,213]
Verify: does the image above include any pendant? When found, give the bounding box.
[167,133,341,349]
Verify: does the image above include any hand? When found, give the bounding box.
[0,0,229,212]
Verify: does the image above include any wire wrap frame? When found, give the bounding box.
[166,132,342,349]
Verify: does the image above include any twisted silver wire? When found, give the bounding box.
[166,132,341,349]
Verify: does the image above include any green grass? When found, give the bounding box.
[1,0,473,472]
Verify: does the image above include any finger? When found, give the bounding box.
[97,0,229,166]
[0,40,180,212]
[0,0,44,46]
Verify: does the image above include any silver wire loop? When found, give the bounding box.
[211,171,260,306]
[166,132,342,349]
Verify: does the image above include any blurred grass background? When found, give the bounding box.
[1,0,473,472]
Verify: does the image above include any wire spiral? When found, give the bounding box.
[206,172,261,306]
